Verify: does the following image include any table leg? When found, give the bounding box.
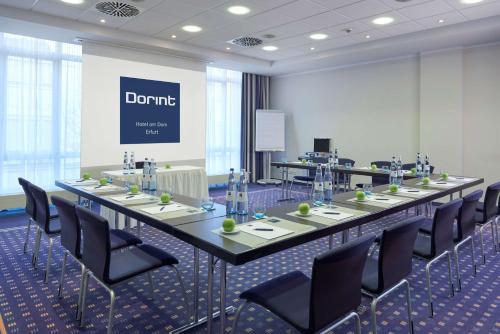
[114,211,119,229]
[207,254,214,333]
[328,235,334,249]
[280,167,285,199]
[450,193,454,200]
[343,174,347,192]
[459,190,463,198]
[193,247,199,322]
[220,260,227,333]
[124,216,131,231]
[341,230,350,244]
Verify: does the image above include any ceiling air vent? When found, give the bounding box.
[228,37,263,47]
[95,2,140,17]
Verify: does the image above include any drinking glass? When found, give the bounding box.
[363,184,373,195]
[382,166,390,173]
[201,197,215,211]
[253,206,267,219]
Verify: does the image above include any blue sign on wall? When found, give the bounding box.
[120,76,180,144]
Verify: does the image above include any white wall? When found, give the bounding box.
[81,43,206,168]
[270,43,500,189]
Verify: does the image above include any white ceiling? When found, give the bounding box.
[0,0,500,74]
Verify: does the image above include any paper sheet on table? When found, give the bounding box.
[82,185,123,192]
[445,176,477,183]
[239,221,293,240]
[109,193,153,202]
[66,179,98,186]
[383,187,433,197]
[310,207,354,221]
[416,180,457,188]
[365,195,403,205]
[140,203,187,215]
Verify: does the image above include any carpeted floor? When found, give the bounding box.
[0,184,498,334]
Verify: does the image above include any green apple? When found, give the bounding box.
[298,202,310,215]
[301,159,307,164]
[356,191,366,201]
[82,172,91,180]
[222,218,236,232]
[165,163,172,169]
[99,178,108,186]
[441,172,449,181]
[371,164,377,171]
[130,184,139,194]
[389,184,399,193]
[411,167,417,175]
[160,192,171,204]
[422,177,430,185]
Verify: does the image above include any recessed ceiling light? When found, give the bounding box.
[438,19,445,23]
[100,19,106,24]
[262,45,278,51]
[182,25,202,33]
[227,5,250,15]
[171,34,176,38]
[365,35,371,39]
[309,33,328,40]
[461,0,483,3]
[226,47,231,50]
[60,0,85,4]
[310,47,315,50]
[372,16,394,25]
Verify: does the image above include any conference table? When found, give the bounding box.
[55,174,483,334]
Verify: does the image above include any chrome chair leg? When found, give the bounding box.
[404,280,415,334]
[357,225,362,237]
[479,224,486,264]
[147,271,155,297]
[446,251,455,297]
[370,297,379,334]
[32,228,42,268]
[79,271,89,326]
[230,301,247,334]
[471,238,477,276]
[76,264,86,320]
[44,237,54,283]
[107,289,116,334]
[24,218,32,253]
[58,251,68,298]
[353,312,361,334]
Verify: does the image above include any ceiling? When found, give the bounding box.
[0,0,500,74]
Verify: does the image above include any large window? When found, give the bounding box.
[0,33,82,195]
[206,66,242,176]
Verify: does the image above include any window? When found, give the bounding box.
[0,32,82,195]
[206,66,242,176]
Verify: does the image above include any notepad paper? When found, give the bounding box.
[310,208,354,221]
[364,195,403,205]
[82,185,123,192]
[66,179,98,186]
[445,176,476,183]
[140,203,187,215]
[109,193,153,202]
[417,181,456,188]
[396,188,433,196]
[239,221,293,240]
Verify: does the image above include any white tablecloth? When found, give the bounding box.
[100,165,209,228]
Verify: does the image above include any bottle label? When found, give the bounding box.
[237,192,248,202]
[226,191,234,201]
[397,170,404,177]
[324,181,333,190]
[314,182,323,191]
[390,171,397,178]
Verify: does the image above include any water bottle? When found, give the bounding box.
[424,154,431,177]
[313,164,324,205]
[142,158,150,190]
[122,151,129,175]
[416,153,422,178]
[149,159,157,191]
[323,163,333,204]
[397,156,403,186]
[389,156,397,185]
[226,168,237,214]
[237,170,249,215]
[333,148,339,168]
[129,151,136,174]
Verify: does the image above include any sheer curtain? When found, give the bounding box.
[0,32,82,195]
[206,66,242,176]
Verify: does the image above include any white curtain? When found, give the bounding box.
[206,66,242,176]
[0,32,82,195]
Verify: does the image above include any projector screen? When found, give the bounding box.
[255,110,285,152]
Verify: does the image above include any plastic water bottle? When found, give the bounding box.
[149,159,157,191]
[237,170,249,215]
[424,154,431,177]
[313,164,324,205]
[416,153,422,178]
[226,168,236,214]
[122,151,129,175]
[142,158,150,190]
[333,148,339,168]
[397,156,403,186]
[323,164,333,204]
[390,156,397,185]
[129,151,136,174]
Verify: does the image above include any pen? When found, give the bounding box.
[254,228,273,231]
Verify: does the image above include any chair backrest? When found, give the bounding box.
[309,234,375,331]
[456,190,483,240]
[431,198,463,255]
[371,161,391,185]
[339,158,355,167]
[378,216,424,291]
[401,163,435,174]
[29,183,51,233]
[18,177,36,219]
[76,206,111,283]
[51,196,81,258]
[482,182,500,221]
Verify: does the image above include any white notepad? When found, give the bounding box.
[239,221,293,240]
[395,187,433,196]
[66,179,98,186]
[364,195,403,205]
[417,180,456,188]
[445,176,476,183]
[140,203,187,215]
[82,184,122,192]
[109,193,153,202]
[310,208,354,221]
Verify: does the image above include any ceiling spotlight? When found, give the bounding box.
[182,25,202,33]
[461,0,483,3]
[262,45,278,51]
[227,5,250,15]
[60,0,85,4]
[372,16,394,25]
[100,19,106,23]
[309,33,328,40]
[438,19,445,23]
[365,35,371,39]
[171,34,177,38]
[310,47,315,50]
[226,47,231,50]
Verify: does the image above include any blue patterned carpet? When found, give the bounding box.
[0,185,499,334]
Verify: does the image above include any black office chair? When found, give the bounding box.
[452,190,483,291]
[371,161,391,186]
[29,183,61,283]
[76,206,189,334]
[18,178,37,254]
[51,196,142,318]
[231,234,376,334]
[362,216,424,334]
[413,198,462,317]
[475,182,500,263]
[402,163,435,174]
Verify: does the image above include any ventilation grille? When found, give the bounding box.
[96,2,140,17]
[228,37,263,47]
